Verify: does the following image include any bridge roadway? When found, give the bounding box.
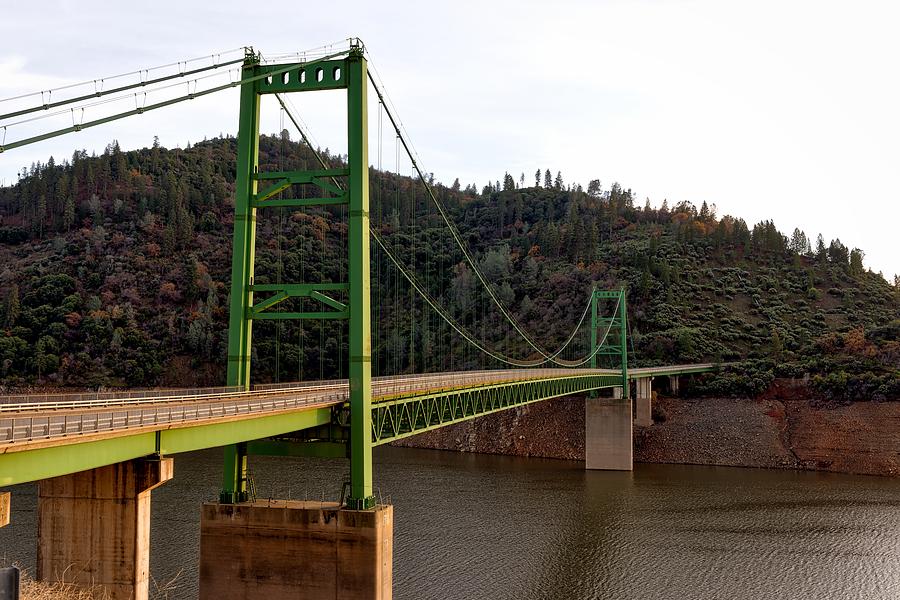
[0,365,714,486]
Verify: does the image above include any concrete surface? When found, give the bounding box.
[635,378,653,427]
[200,500,393,600]
[37,457,173,600]
[585,395,633,471]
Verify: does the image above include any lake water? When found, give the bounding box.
[2,447,900,599]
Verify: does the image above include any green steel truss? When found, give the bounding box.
[358,374,623,445]
[591,288,628,394]
[222,40,374,508]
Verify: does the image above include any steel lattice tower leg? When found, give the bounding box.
[220,43,374,508]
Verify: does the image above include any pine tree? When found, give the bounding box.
[849,248,865,275]
[63,195,76,231]
[544,169,552,189]
[5,285,19,328]
[699,201,710,222]
[815,234,826,261]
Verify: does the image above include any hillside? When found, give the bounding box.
[0,136,896,401]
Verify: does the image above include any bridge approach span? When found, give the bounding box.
[0,365,713,486]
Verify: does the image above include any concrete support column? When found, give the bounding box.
[0,492,9,527]
[669,375,680,395]
[635,377,653,427]
[37,457,173,600]
[200,501,393,600]
[585,388,633,471]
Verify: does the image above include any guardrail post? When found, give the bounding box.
[0,566,19,600]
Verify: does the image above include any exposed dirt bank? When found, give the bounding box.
[393,394,900,476]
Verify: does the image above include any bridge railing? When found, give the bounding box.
[0,369,621,444]
[0,369,620,413]
[0,385,247,406]
[0,389,351,444]
[0,383,347,413]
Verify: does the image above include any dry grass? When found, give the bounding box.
[2,561,181,600]
[20,574,109,600]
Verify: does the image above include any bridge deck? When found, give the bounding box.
[0,365,715,485]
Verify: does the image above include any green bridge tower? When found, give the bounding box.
[222,40,375,509]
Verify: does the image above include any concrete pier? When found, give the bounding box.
[585,387,633,470]
[669,375,680,395]
[200,500,393,600]
[635,377,653,427]
[37,457,173,600]
[0,491,9,527]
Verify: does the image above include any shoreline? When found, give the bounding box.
[392,394,900,477]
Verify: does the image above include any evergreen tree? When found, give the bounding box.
[4,285,19,328]
[815,234,827,261]
[63,195,75,231]
[849,248,865,275]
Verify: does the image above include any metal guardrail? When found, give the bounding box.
[0,369,623,445]
[0,389,350,444]
[0,384,247,406]
[0,382,346,412]
[0,366,718,445]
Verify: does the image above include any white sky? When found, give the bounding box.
[0,0,897,280]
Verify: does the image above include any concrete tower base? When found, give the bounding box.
[37,457,173,600]
[635,377,653,427]
[585,388,633,471]
[200,501,393,600]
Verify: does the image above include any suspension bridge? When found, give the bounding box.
[0,39,717,600]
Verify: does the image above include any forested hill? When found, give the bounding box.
[0,136,896,401]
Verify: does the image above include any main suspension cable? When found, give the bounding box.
[0,48,246,106]
[0,56,245,122]
[374,228,619,367]
[0,49,350,153]
[364,62,588,365]
[274,71,616,368]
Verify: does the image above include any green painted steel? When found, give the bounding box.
[590,290,598,370]
[358,374,622,445]
[0,433,156,487]
[590,289,628,394]
[256,60,349,94]
[252,168,349,208]
[0,406,333,487]
[222,51,262,503]
[345,45,375,510]
[621,291,629,396]
[220,41,372,507]
[159,407,332,454]
[247,439,348,459]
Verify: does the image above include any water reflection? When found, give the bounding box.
[1,448,899,599]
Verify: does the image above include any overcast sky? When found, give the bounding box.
[1,0,897,279]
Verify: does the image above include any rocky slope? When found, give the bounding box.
[394,388,900,476]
